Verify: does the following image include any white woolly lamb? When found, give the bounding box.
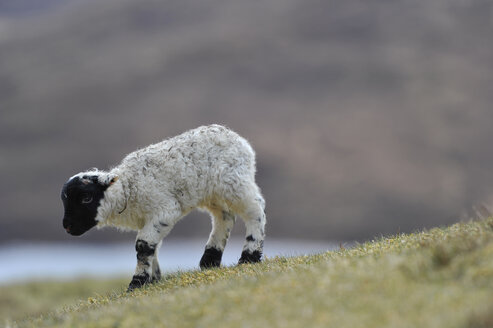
[61,124,266,290]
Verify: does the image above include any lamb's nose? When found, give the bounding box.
[63,220,71,232]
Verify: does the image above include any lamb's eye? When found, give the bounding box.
[81,195,93,204]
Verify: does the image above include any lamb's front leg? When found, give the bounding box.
[128,220,174,292]
[128,239,156,291]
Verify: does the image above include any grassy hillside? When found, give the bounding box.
[4,217,493,327]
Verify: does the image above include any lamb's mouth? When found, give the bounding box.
[67,228,86,236]
[63,222,87,236]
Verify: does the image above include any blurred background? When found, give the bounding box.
[1,0,493,282]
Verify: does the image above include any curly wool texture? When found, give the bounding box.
[86,124,263,232]
[68,125,266,287]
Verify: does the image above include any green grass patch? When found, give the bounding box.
[0,277,128,322]
[4,217,493,328]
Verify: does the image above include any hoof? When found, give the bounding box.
[200,247,222,269]
[238,250,262,264]
[127,273,151,292]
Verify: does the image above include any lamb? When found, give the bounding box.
[61,124,266,291]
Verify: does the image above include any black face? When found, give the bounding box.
[61,175,108,236]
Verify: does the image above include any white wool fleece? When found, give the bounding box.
[72,124,266,289]
[95,124,263,232]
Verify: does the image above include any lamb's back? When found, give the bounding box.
[119,125,255,187]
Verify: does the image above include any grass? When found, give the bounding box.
[0,278,128,322]
[3,217,493,328]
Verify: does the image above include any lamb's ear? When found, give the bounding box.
[99,174,119,189]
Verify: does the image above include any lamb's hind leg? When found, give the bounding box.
[239,194,266,264]
[200,209,236,269]
[151,241,162,282]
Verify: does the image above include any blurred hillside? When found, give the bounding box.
[1,0,493,243]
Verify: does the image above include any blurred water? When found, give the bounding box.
[0,238,337,284]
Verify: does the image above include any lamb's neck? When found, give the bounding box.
[97,175,128,224]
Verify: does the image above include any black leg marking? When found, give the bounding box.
[158,221,168,227]
[246,235,255,242]
[200,247,223,269]
[136,239,156,262]
[129,239,156,291]
[238,250,262,264]
[127,273,151,291]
